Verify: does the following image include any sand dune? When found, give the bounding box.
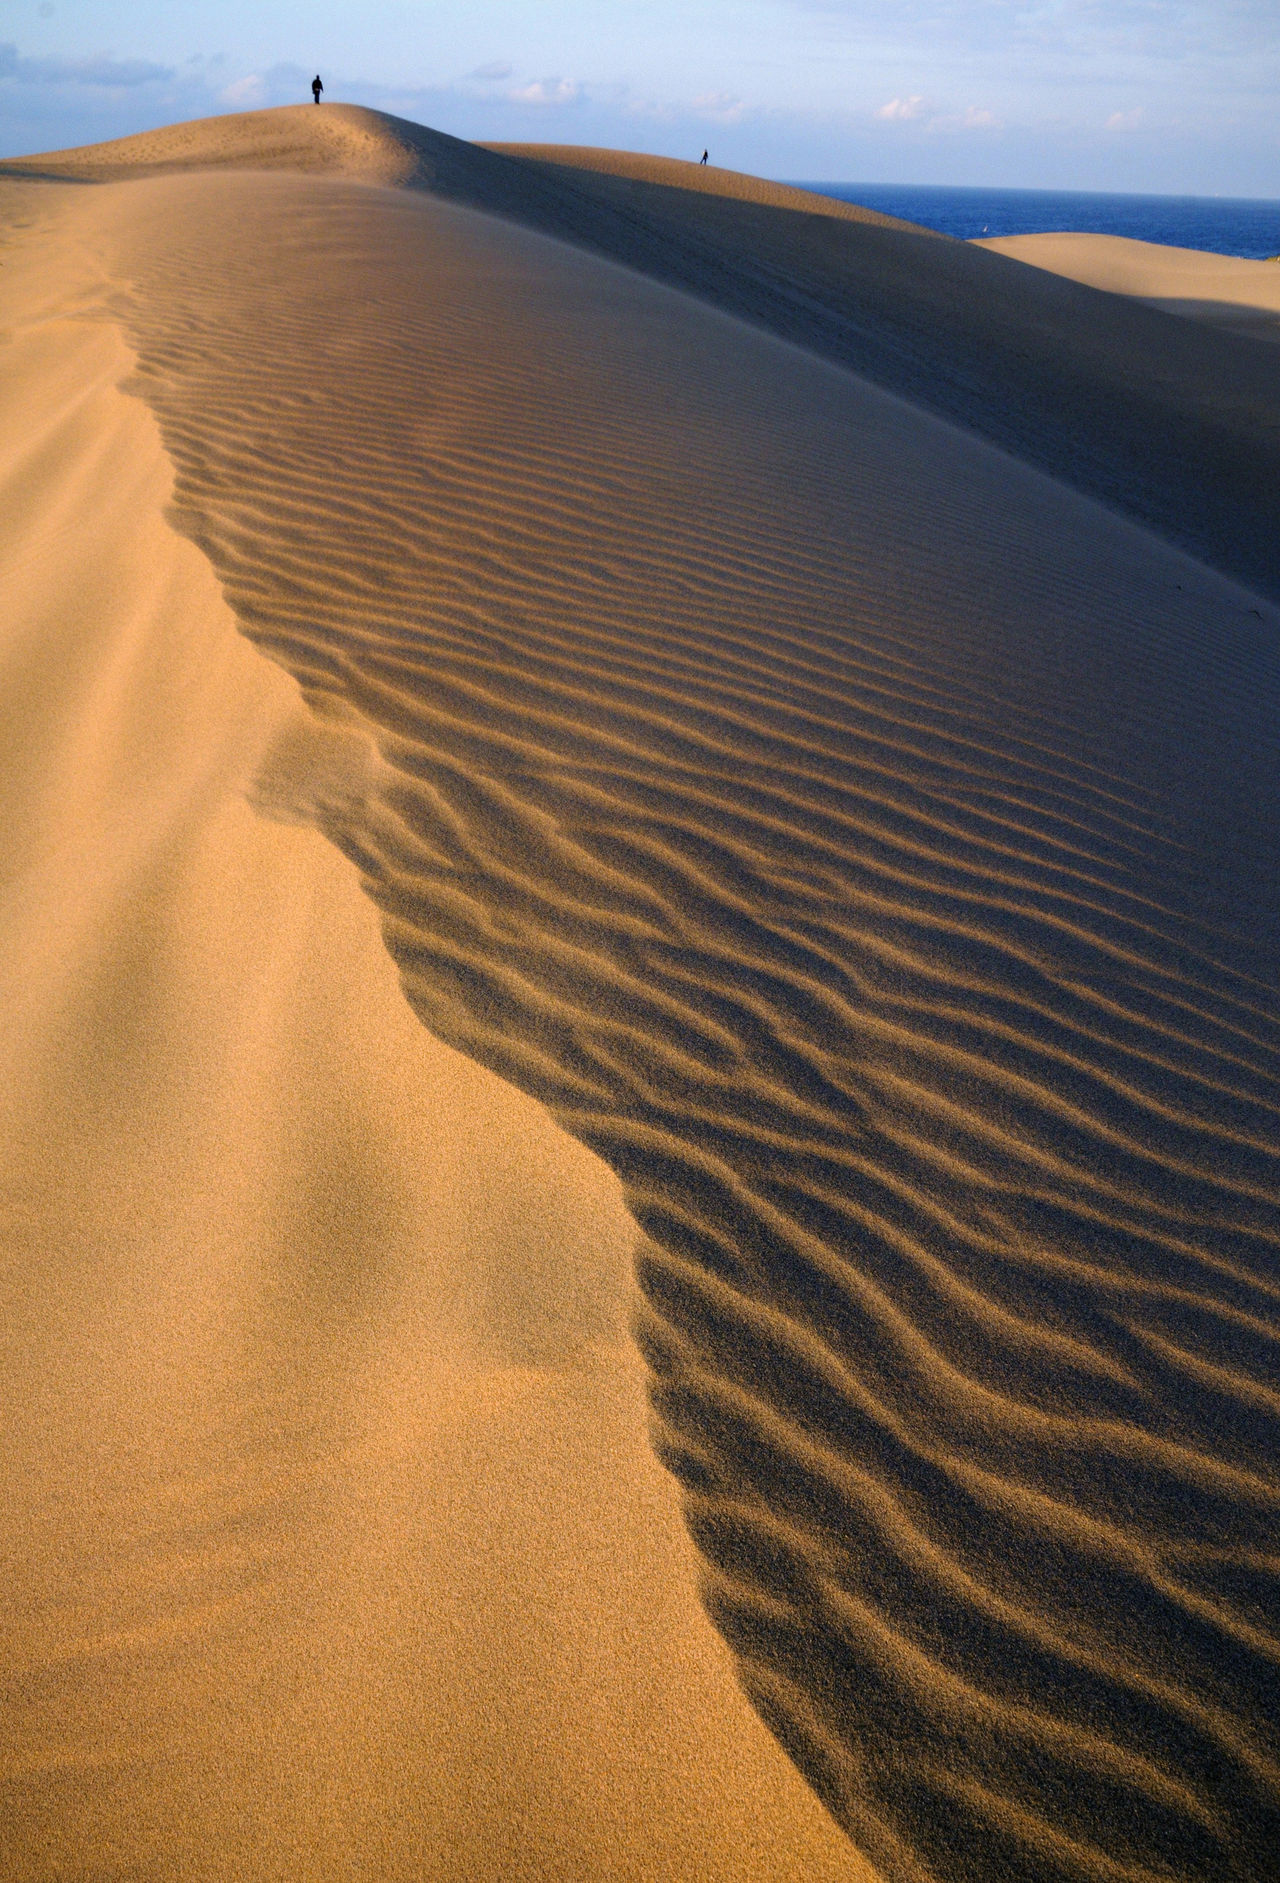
[0,175,862,1881]
[8,106,1280,599]
[3,107,1280,1883]
[490,142,1280,603]
[0,102,926,229]
[977,232,1280,344]
[482,141,934,226]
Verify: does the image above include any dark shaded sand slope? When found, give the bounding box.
[6,114,1280,1880]
[7,104,1280,601]
[483,143,1280,604]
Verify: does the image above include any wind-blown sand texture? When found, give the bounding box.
[0,167,861,1883]
[2,105,1279,1883]
[977,232,1280,345]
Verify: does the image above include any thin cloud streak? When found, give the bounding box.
[0,42,173,86]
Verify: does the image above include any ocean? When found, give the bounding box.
[792,182,1280,259]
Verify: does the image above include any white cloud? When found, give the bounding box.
[508,77,581,107]
[875,94,926,121]
[873,94,926,121]
[790,0,1280,63]
[691,90,747,123]
[873,95,1000,133]
[220,74,266,107]
[1105,106,1145,130]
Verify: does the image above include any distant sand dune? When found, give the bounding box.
[977,232,1280,345]
[3,109,1280,1882]
[481,141,934,225]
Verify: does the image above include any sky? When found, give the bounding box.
[2,0,1279,195]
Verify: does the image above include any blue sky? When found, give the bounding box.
[3,1,1279,195]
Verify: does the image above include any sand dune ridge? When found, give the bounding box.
[63,155,1280,1882]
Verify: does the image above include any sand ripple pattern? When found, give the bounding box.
[111,172,1280,1881]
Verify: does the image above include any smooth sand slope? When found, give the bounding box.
[977,232,1280,344]
[0,179,862,1881]
[3,107,1280,1883]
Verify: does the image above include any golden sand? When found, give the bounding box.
[977,230,1280,343]
[1,107,1278,1882]
[0,170,861,1882]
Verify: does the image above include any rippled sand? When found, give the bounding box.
[2,106,1278,1883]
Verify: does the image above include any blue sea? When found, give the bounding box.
[790,183,1280,260]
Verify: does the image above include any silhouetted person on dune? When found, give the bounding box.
[312,75,323,104]
[700,149,708,165]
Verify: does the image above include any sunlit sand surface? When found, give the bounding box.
[0,168,862,1883]
[2,106,1278,1882]
[977,231,1280,344]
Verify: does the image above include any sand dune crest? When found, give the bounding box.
[6,105,1280,598]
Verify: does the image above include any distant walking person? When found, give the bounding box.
[700,149,708,164]
[312,74,323,104]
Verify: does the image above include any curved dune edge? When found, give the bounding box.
[0,100,432,185]
[0,101,926,231]
[481,140,936,228]
[0,183,868,1881]
[52,142,1280,1883]
[975,232,1280,344]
